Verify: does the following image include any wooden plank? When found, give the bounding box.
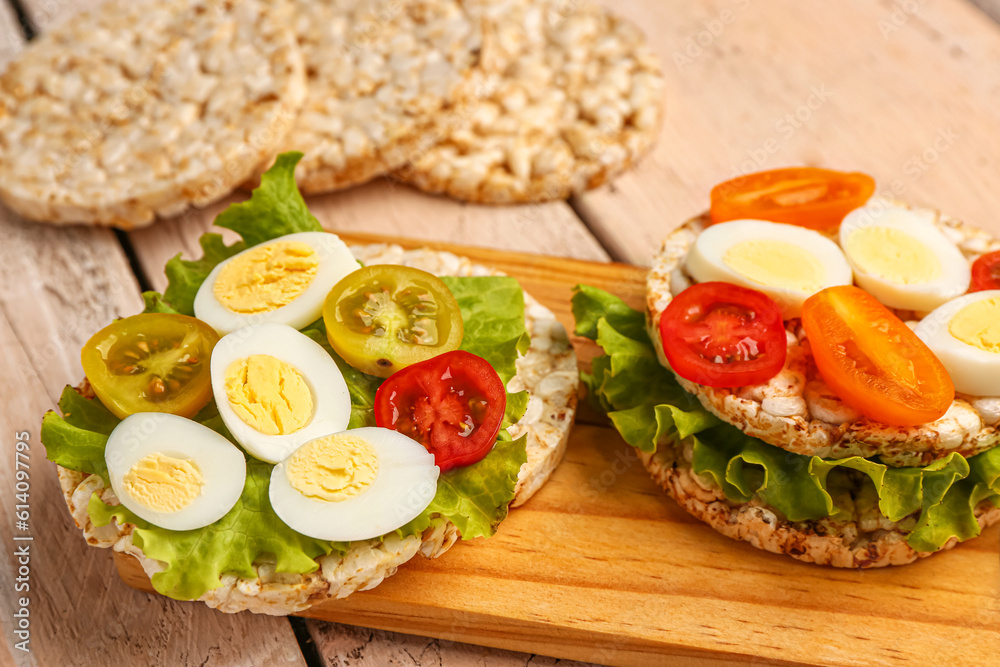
[0,0,20,66]
[129,181,609,293]
[114,240,1000,667]
[574,0,1000,264]
[969,0,1000,23]
[304,621,592,667]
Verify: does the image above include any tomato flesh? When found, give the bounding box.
[970,251,1000,292]
[324,265,463,378]
[710,167,875,231]
[659,282,787,388]
[375,350,506,471]
[81,313,219,419]
[801,286,954,426]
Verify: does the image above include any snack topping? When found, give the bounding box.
[709,167,875,231]
[194,231,360,334]
[375,350,507,471]
[81,313,220,419]
[684,219,853,318]
[105,413,246,532]
[801,285,954,426]
[268,428,439,542]
[839,204,971,311]
[323,265,464,377]
[658,282,787,388]
[915,290,1000,396]
[210,323,352,464]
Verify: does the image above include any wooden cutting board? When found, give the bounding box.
[114,238,1000,667]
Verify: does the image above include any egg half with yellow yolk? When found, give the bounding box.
[839,204,970,312]
[269,428,439,542]
[915,290,1000,396]
[194,231,360,335]
[105,413,246,531]
[684,219,853,318]
[211,323,352,464]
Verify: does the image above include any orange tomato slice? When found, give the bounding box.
[801,286,953,426]
[710,167,875,231]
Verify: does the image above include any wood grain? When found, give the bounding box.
[969,0,1000,23]
[128,179,610,293]
[574,0,1000,265]
[0,0,19,66]
[115,242,1000,667]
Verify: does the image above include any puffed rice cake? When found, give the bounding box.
[640,442,1000,568]
[262,0,485,193]
[645,203,1000,467]
[58,246,578,615]
[0,0,306,228]
[396,0,665,204]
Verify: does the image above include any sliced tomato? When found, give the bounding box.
[323,265,463,378]
[81,313,219,419]
[374,350,506,472]
[659,282,786,388]
[801,286,953,426]
[710,167,875,231]
[970,250,1000,292]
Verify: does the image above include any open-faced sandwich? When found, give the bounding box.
[573,167,1000,567]
[41,153,577,614]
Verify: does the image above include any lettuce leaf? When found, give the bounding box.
[397,435,528,540]
[162,152,321,315]
[572,286,1000,553]
[40,387,118,483]
[89,459,340,601]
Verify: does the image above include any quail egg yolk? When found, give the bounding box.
[723,239,826,293]
[225,355,314,435]
[844,227,941,284]
[123,452,204,513]
[286,434,378,503]
[214,241,319,314]
[949,296,1000,354]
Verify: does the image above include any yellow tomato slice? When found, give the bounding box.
[81,313,219,419]
[323,265,463,378]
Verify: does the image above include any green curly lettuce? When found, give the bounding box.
[40,154,529,600]
[572,285,1000,553]
[162,151,322,315]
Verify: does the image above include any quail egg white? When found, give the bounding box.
[105,413,246,531]
[211,323,352,464]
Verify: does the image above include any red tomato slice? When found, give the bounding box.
[801,286,954,426]
[710,167,875,231]
[374,350,507,472]
[659,282,787,388]
[970,250,1000,292]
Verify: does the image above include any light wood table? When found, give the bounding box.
[2,0,1000,665]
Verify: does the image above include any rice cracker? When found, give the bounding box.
[0,0,306,228]
[266,0,484,193]
[396,0,665,204]
[645,204,1000,467]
